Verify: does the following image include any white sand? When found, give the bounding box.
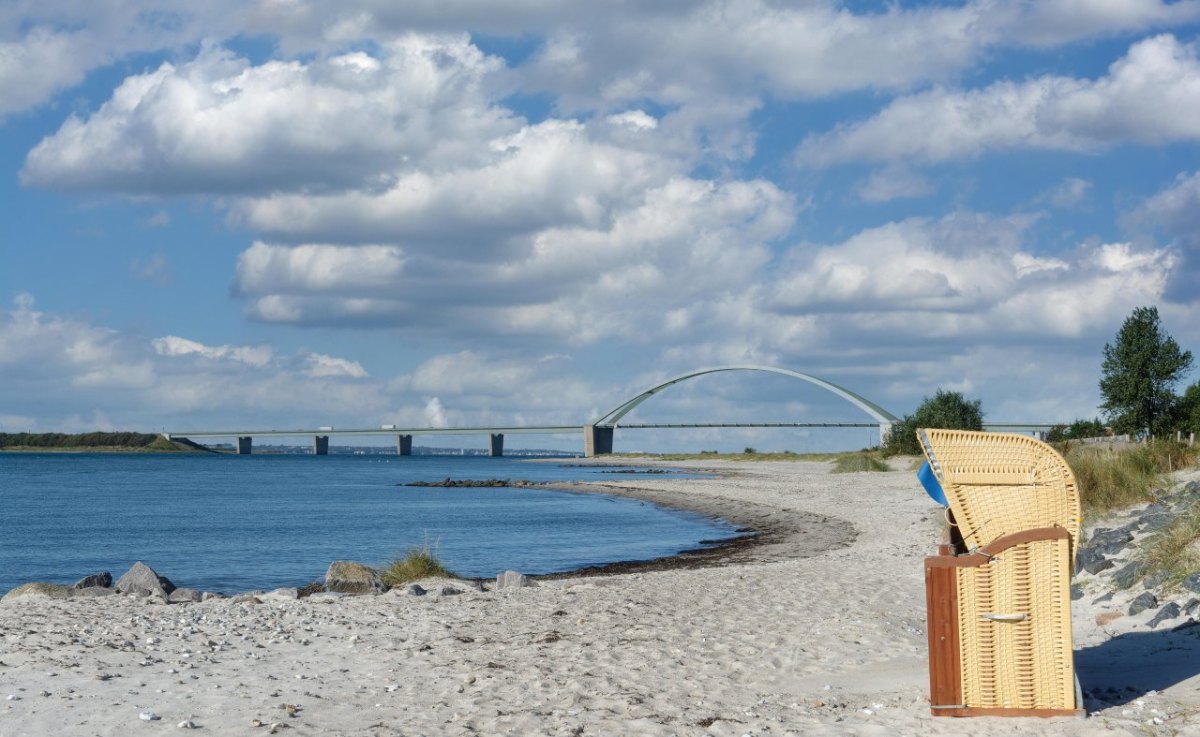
[2,459,1198,736]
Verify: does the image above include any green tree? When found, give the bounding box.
[1099,306,1193,436]
[1175,381,1200,433]
[1066,417,1107,439]
[884,389,984,456]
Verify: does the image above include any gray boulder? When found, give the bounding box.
[1113,561,1147,589]
[1143,569,1170,590]
[1087,525,1136,551]
[1147,602,1182,629]
[1076,547,1116,575]
[496,570,535,589]
[1129,592,1159,616]
[167,588,203,603]
[115,562,176,599]
[1182,572,1200,594]
[1184,598,1200,616]
[1070,585,1084,601]
[1140,514,1174,532]
[325,561,386,594]
[72,572,112,590]
[1,582,74,603]
[406,584,427,596]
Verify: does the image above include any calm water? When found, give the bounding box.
[0,453,734,593]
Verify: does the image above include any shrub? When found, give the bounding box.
[379,542,455,587]
[831,453,889,473]
[883,389,984,456]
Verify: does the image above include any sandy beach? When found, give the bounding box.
[2,459,1198,736]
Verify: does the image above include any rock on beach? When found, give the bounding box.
[114,561,176,599]
[324,561,386,594]
[71,571,112,589]
[1,582,74,602]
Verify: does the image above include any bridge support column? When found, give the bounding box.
[237,436,252,455]
[488,433,504,457]
[314,435,329,455]
[878,422,892,449]
[584,424,613,457]
[397,434,413,456]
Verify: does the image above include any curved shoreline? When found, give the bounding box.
[537,472,857,579]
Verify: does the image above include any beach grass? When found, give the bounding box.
[1064,441,1199,514]
[380,542,455,587]
[1140,506,1200,591]
[831,452,889,473]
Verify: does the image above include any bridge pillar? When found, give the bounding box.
[314,435,329,455]
[584,424,614,457]
[488,433,504,457]
[397,434,413,456]
[237,436,252,455]
[878,422,892,449]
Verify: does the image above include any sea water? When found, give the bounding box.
[0,453,736,593]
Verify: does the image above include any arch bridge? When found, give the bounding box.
[583,364,898,455]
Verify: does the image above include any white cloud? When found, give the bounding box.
[855,166,935,203]
[1037,177,1093,208]
[764,215,1175,352]
[22,36,514,194]
[235,242,405,296]
[796,35,1200,166]
[1130,171,1200,301]
[304,352,368,378]
[998,0,1200,46]
[233,118,678,248]
[140,210,171,228]
[131,253,172,285]
[1136,169,1200,233]
[423,397,447,428]
[152,335,274,367]
[238,176,795,341]
[0,28,91,117]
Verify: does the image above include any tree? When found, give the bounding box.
[1099,306,1193,436]
[884,389,984,456]
[1175,381,1200,433]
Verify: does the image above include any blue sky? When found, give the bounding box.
[2,1,1199,452]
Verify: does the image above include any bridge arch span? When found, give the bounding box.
[585,365,898,455]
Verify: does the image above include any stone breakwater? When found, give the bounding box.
[2,560,539,605]
[1071,478,1200,634]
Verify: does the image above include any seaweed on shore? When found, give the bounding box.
[596,468,670,474]
[399,478,559,488]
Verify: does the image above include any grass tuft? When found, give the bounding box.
[1140,506,1200,592]
[380,541,455,587]
[831,453,889,473]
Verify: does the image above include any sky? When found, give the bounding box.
[2,0,1199,453]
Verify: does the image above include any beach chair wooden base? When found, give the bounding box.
[924,527,1083,717]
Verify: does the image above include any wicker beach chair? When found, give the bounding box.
[918,429,1083,717]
